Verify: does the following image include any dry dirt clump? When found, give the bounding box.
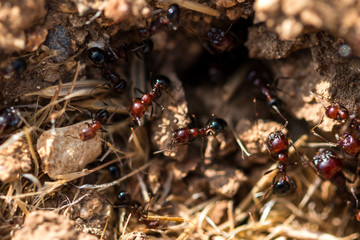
[12,210,99,240]
[0,138,31,182]
[0,0,46,53]
[254,0,360,55]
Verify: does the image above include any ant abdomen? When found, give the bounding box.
[273,178,291,196]
[325,105,349,121]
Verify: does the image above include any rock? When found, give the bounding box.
[37,121,102,179]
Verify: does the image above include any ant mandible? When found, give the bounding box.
[79,109,109,141]
[170,117,227,148]
[87,47,127,93]
[129,74,170,126]
[247,67,288,129]
[0,106,22,137]
[265,130,296,196]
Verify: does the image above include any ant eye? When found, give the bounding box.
[273,180,291,195]
[151,74,170,88]
[88,47,105,65]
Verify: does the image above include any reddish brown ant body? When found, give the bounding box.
[79,109,109,141]
[265,130,296,196]
[129,74,170,126]
[170,117,227,147]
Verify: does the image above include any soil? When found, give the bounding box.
[1,0,360,240]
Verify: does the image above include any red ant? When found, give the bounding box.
[247,68,288,129]
[170,117,227,148]
[79,109,109,141]
[264,130,296,196]
[139,4,180,38]
[114,191,184,228]
[129,74,170,126]
[0,106,22,137]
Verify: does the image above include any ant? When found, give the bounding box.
[129,74,170,126]
[79,109,109,141]
[265,130,297,196]
[138,4,180,38]
[170,117,227,148]
[205,27,235,53]
[247,67,288,129]
[114,191,184,228]
[0,106,22,137]
[87,47,127,93]
[311,149,360,221]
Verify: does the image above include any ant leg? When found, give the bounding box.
[289,140,305,164]
[286,175,296,190]
[134,88,145,95]
[200,137,205,160]
[153,100,165,113]
[271,105,288,130]
[348,156,360,183]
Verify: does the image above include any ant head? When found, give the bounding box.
[151,74,171,89]
[95,109,110,123]
[167,4,180,30]
[88,47,105,65]
[0,106,22,135]
[273,179,291,196]
[117,191,131,205]
[108,164,120,179]
[267,131,289,153]
[207,118,227,134]
[113,79,127,93]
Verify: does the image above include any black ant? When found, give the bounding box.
[0,106,22,137]
[138,4,180,38]
[79,109,109,141]
[87,47,127,93]
[128,74,170,126]
[265,130,297,196]
[247,68,288,129]
[114,191,184,228]
[170,117,227,148]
